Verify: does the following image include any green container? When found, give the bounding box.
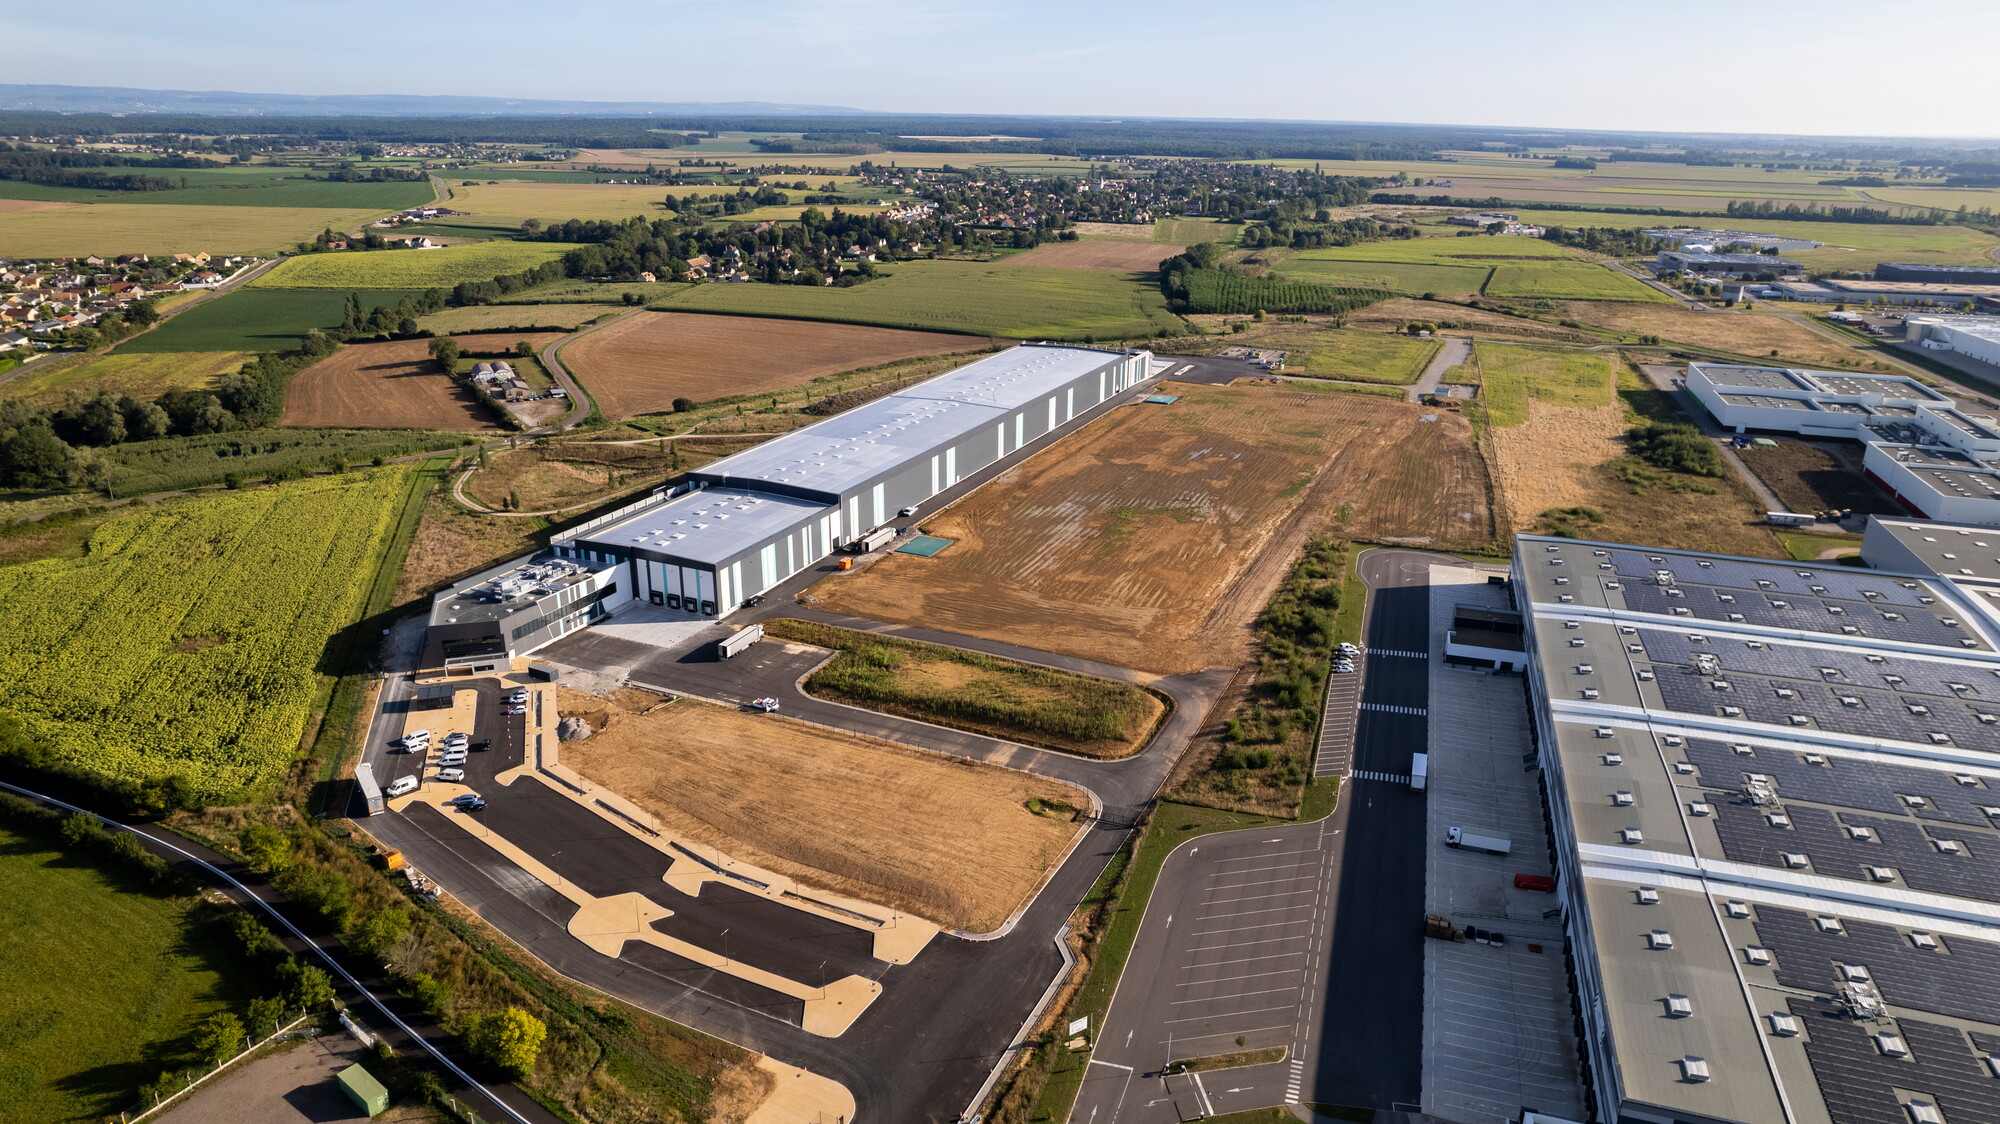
[337,1062,390,1117]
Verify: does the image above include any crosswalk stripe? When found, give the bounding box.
[1351,770,1412,784]
[1367,648,1428,659]
[1359,702,1428,716]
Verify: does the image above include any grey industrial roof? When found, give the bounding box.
[1721,393,1813,410]
[1663,250,1802,267]
[1694,365,1812,391]
[1872,519,2000,585]
[429,554,600,627]
[583,486,830,566]
[690,345,1131,501]
[1520,532,2000,1124]
[1914,315,2000,347]
[1803,372,1950,401]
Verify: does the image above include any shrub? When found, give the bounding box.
[465,1007,547,1080]
[1628,421,1724,477]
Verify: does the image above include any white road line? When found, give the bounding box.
[1175,958,1305,981]
[1163,1023,1293,1044]
[1202,874,1319,893]
[1088,1059,1134,1071]
[1203,887,1317,907]
[1209,849,1321,864]
[1166,1003,1298,1024]
[1191,917,1314,936]
[1203,861,1320,877]
[1185,935,1306,953]
[1196,903,1318,923]
[1171,984,1301,1005]
[1360,702,1428,716]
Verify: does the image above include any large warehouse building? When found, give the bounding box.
[1878,263,2000,287]
[1906,316,2000,373]
[1683,362,2000,526]
[1512,530,2000,1124]
[1642,228,1825,253]
[426,344,1154,664]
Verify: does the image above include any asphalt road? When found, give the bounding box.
[1069,549,1449,1123]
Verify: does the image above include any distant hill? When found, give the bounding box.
[0,83,868,118]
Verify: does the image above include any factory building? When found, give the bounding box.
[1762,279,2000,306]
[1683,362,2000,525]
[1876,262,2000,287]
[1512,531,2000,1124]
[1641,227,1825,253]
[424,345,1155,663]
[1906,315,2000,372]
[1655,250,1804,278]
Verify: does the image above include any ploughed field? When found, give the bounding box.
[559,310,984,418]
[817,380,1492,674]
[280,335,563,430]
[557,694,1088,932]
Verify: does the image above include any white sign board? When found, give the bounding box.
[1068,1017,1090,1036]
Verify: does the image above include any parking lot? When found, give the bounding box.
[1422,567,1585,1124]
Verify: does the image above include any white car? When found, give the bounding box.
[441,733,469,748]
[403,728,432,743]
[386,775,419,798]
[751,697,781,713]
[506,690,528,703]
[436,768,466,783]
[438,750,469,766]
[505,705,527,716]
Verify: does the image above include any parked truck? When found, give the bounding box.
[1445,826,1512,855]
[1410,753,1429,791]
[716,623,764,659]
[847,525,897,554]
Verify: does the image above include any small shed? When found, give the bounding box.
[336,1062,389,1117]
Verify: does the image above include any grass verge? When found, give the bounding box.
[762,618,1164,758]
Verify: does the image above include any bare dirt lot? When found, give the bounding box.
[559,311,985,419]
[998,240,1183,271]
[815,380,1492,674]
[0,198,70,215]
[557,692,1088,932]
[279,335,561,429]
[392,487,543,603]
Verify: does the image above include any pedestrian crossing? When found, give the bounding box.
[1285,1055,1305,1103]
[1351,769,1412,785]
[1366,648,1428,659]
[1360,702,1428,717]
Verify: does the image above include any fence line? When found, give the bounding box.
[121,1013,316,1122]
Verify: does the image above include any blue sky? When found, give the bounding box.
[10,0,1997,138]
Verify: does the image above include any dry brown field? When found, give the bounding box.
[1557,302,1897,371]
[279,335,560,429]
[559,311,984,419]
[392,487,542,603]
[816,380,1492,674]
[0,198,67,215]
[558,693,1088,932]
[1072,221,1156,240]
[998,240,1183,271]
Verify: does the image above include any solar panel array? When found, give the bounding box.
[1600,550,1931,606]
[1755,907,2000,1025]
[1707,798,2000,903]
[1652,667,2000,747]
[1784,997,2000,1124]
[1615,581,1980,648]
[1677,738,2000,829]
[1640,632,1996,699]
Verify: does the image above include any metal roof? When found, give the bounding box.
[690,345,1133,500]
[583,486,831,566]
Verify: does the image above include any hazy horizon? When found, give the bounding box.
[8,0,1997,140]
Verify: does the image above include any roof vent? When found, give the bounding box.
[1935,839,1963,855]
[1622,828,1646,844]
[1596,726,1615,739]
[1768,811,1792,828]
[1582,688,1601,699]
[1603,753,1623,765]
[1576,663,1594,674]
[1679,1056,1710,1083]
[1848,825,1875,841]
[1745,946,1773,965]
[1868,866,1898,883]
[1725,900,1749,918]
[1570,637,1586,647]
[1648,929,1674,950]
[1674,762,1695,774]
[1876,1033,1909,1058]
[1815,916,1845,933]
[1637,887,1661,904]
[1663,735,1684,747]
[1953,774,1980,787]
[1665,994,1693,1018]
[1911,932,1940,951]
[1612,791,1634,806]
[1783,852,1810,869]
[1769,1011,1800,1036]
[1841,963,1872,982]
[1907,1100,1943,1124]
[1688,801,1713,817]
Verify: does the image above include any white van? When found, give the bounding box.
[386,775,419,798]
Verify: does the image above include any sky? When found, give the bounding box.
[9,0,1999,139]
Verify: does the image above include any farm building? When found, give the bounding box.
[1684,361,2000,525]
[426,345,1156,661]
[1510,532,2000,1124]
[1640,227,1824,253]
[1906,315,2000,371]
[1654,250,1803,278]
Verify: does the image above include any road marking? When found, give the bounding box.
[1163,1023,1293,1044]
[1171,984,1301,1005]
[1351,770,1413,784]
[1192,917,1314,937]
[1203,861,1319,878]
[1202,874,1318,893]
[1182,951,1307,971]
[1166,1003,1296,1024]
[1186,935,1308,952]
[1203,887,1316,906]
[1088,1059,1134,1071]
[1175,964,1305,986]
[1195,903,1318,922]
[1192,1070,1215,1117]
[1360,702,1428,716]
[1367,648,1428,659]
[1210,849,1320,865]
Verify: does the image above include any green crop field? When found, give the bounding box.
[1473,342,1614,425]
[1483,261,1671,302]
[1291,328,1442,384]
[101,430,462,495]
[1305,236,1588,263]
[0,204,394,258]
[657,260,1184,339]
[118,289,418,353]
[0,350,249,404]
[0,167,433,210]
[250,242,579,290]
[1276,257,1492,295]
[1153,217,1239,245]
[0,470,409,802]
[0,821,256,1124]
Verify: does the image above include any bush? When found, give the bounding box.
[1628,421,1724,477]
[465,1007,547,1080]
[192,1012,246,1066]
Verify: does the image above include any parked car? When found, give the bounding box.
[1337,643,1360,656]
[505,691,528,704]
[899,505,918,517]
[386,775,419,798]
[751,697,781,713]
[448,794,486,811]
[505,705,527,716]
[438,750,469,766]
[742,594,766,608]
[441,733,469,748]
[436,768,466,783]
[470,739,492,752]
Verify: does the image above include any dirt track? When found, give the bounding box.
[560,311,984,419]
[558,693,1087,931]
[279,335,561,430]
[816,381,1491,674]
